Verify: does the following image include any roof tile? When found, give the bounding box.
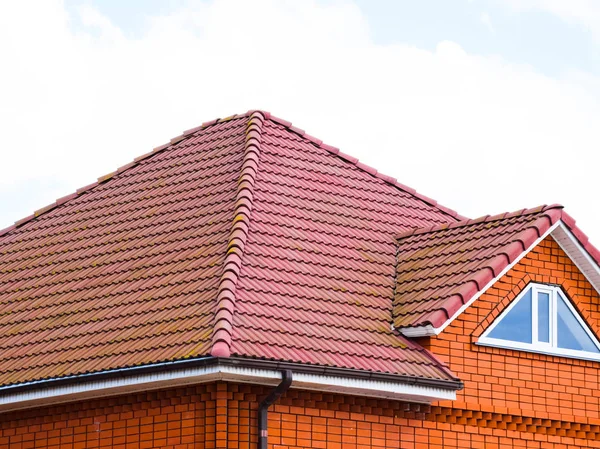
[394,204,600,330]
[0,111,466,388]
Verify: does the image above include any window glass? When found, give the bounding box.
[487,289,532,343]
[557,293,600,353]
[537,291,550,343]
[480,283,600,360]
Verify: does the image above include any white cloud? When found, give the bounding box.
[498,0,600,38]
[481,12,495,33]
[77,4,125,42]
[0,0,599,246]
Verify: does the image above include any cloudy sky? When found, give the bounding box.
[1,0,599,244]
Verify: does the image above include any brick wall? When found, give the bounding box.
[420,236,600,440]
[0,385,210,449]
[2,381,600,448]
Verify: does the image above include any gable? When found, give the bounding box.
[471,236,600,344]
[421,234,600,420]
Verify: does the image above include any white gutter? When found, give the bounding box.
[0,364,456,413]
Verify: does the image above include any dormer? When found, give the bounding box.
[394,205,600,340]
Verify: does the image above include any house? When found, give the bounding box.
[0,110,599,448]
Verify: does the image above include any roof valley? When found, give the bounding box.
[210,111,265,358]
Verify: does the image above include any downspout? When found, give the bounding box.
[258,370,293,449]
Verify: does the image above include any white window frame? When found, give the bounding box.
[477,283,600,362]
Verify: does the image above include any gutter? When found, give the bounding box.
[0,356,216,396]
[0,357,462,396]
[0,357,462,413]
[224,357,462,390]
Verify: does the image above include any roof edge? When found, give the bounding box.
[0,355,462,414]
[0,356,463,396]
[262,112,466,221]
[396,204,564,240]
[552,221,600,293]
[210,111,266,358]
[560,211,600,265]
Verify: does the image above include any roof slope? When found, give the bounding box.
[0,110,463,388]
[0,115,250,387]
[394,205,600,331]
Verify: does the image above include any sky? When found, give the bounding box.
[0,0,599,245]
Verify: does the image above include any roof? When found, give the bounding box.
[394,205,600,333]
[0,110,464,389]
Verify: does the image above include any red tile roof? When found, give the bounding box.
[0,110,463,388]
[394,205,600,330]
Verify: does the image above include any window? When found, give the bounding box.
[478,283,600,361]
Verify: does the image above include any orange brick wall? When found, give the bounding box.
[0,385,211,449]
[419,237,600,434]
[2,381,600,449]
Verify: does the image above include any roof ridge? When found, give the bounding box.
[210,111,265,358]
[260,112,466,221]
[396,204,564,240]
[0,111,257,239]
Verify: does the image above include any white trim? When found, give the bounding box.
[477,283,600,361]
[398,222,561,337]
[292,371,456,402]
[0,364,456,414]
[399,325,435,337]
[476,340,600,362]
[533,285,553,347]
[551,223,600,293]
[475,338,600,362]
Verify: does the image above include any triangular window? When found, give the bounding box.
[478,283,600,361]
